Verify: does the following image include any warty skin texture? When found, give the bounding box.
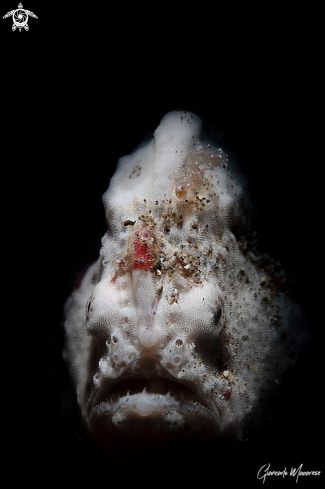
[63,111,309,456]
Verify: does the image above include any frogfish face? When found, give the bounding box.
[63,111,309,455]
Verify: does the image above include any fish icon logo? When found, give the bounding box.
[3,3,38,32]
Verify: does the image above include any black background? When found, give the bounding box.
[1,2,322,486]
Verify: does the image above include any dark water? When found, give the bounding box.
[2,7,321,485]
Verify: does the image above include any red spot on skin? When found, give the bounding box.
[224,390,232,400]
[111,273,118,284]
[132,227,153,271]
[117,261,129,272]
[111,260,128,283]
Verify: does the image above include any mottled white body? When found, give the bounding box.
[63,111,309,453]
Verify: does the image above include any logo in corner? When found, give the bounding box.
[3,3,38,32]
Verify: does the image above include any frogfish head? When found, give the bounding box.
[62,111,309,457]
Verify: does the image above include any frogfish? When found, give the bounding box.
[63,111,309,456]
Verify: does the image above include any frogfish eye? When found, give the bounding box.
[214,307,222,324]
[86,297,92,319]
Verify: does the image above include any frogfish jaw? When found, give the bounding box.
[84,370,234,453]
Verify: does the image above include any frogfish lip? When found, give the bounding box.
[89,375,220,429]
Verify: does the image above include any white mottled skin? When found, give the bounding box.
[63,111,309,454]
